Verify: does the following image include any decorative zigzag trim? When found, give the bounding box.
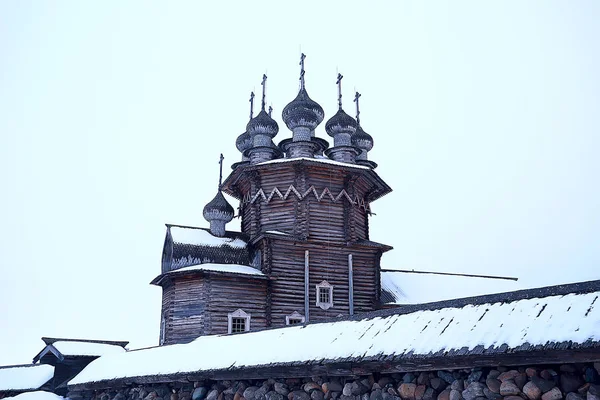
[242,185,370,211]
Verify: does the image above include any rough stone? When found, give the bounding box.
[589,392,600,400]
[515,374,529,390]
[468,372,483,384]
[487,371,501,380]
[438,372,456,385]
[504,396,524,400]
[523,382,543,400]
[404,374,417,384]
[311,392,324,400]
[527,369,540,378]
[437,390,451,400]
[585,368,599,384]
[304,384,322,393]
[266,393,284,400]
[289,392,310,400]
[275,384,290,397]
[371,390,383,400]
[451,381,465,392]
[422,389,436,400]
[541,388,563,400]
[566,394,584,400]
[379,378,395,388]
[233,393,242,400]
[399,384,417,400]
[541,371,558,381]
[323,384,342,394]
[352,382,369,396]
[500,381,520,397]
[560,365,578,374]
[449,390,462,400]
[590,386,600,397]
[418,373,431,386]
[561,375,585,394]
[498,371,520,383]
[342,385,353,397]
[482,388,501,400]
[245,388,260,400]
[382,394,400,400]
[462,383,486,400]
[144,393,158,400]
[415,386,427,400]
[388,389,399,397]
[531,377,557,394]
[206,390,219,400]
[431,379,447,392]
[578,384,591,396]
[485,379,501,394]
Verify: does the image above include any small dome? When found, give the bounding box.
[203,191,234,224]
[325,109,357,137]
[282,88,325,131]
[352,125,374,151]
[235,130,252,153]
[247,109,279,138]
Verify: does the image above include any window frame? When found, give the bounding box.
[285,311,306,325]
[316,280,334,310]
[227,309,251,334]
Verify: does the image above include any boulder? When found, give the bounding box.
[468,372,483,384]
[289,392,310,400]
[244,388,260,400]
[431,379,447,392]
[342,385,353,397]
[418,373,431,386]
[304,384,322,393]
[561,375,584,394]
[206,391,219,400]
[541,388,563,400]
[566,394,584,400]
[482,388,501,400]
[437,390,451,400]
[399,384,417,400]
[527,369,540,378]
[352,382,369,396]
[415,386,426,400]
[487,371,501,380]
[371,390,383,400]
[451,381,465,392]
[498,371,520,383]
[531,377,557,393]
[422,389,437,400]
[439,372,456,385]
[499,381,520,397]
[462,383,485,400]
[266,393,284,400]
[449,390,462,400]
[311,392,324,400]
[541,371,558,381]
[275,384,290,396]
[523,381,543,400]
[485,379,501,394]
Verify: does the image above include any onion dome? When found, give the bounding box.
[352,125,374,152]
[236,130,252,153]
[325,108,357,137]
[247,109,279,138]
[203,191,234,225]
[282,88,325,131]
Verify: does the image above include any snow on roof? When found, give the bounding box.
[381,270,521,305]
[70,281,600,387]
[257,157,371,170]
[0,364,54,392]
[167,263,264,276]
[170,226,246,249]
[51,341,126,357]
[4,391,63,400]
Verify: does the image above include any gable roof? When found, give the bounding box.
[0,364,54,392]
[162,225,253,273]
[69,279,600,389]
[33,338,128,363]
[381,270,520,305]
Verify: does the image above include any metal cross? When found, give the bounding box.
[299,53,306,89]
[336,73,343,110]
[354,92,361,125]
[268,105,273,117]
[249,92,255,120]
[218,153,224,189]
[261,74,267,111]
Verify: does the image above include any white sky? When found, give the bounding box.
[1,1,599,365]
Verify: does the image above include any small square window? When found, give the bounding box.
[228,309,250,334]
[316,280,333,310]
[286,311,306,325]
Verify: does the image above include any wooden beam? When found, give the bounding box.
[381,269,518,281]
[304,250,309,322]
[348,254,354,316]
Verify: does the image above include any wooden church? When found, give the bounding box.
[152,55,394,345]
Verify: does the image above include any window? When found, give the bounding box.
[228,309,250,334]
[159,316,166,345]
[316,280,333,310]
[286,311,305,325]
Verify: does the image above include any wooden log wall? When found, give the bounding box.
[204,274,268,335]
[268,239,382,327]
[162,277,206,345]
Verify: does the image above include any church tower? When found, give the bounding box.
[154,55,392,345]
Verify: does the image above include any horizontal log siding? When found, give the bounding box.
[205,275,268,335]
[163,277,207,345]
[269,239,381,327]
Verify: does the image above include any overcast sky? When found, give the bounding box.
[1,1,599,365]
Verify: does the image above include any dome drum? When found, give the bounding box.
[324,145,360,164]
[203,191,235,237]
[292,127,312,142]
[247,145,282,164]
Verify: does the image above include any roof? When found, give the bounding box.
[33,339,127,363]
[69,279,600,389]
[0,364,54,392]
[381,270,520,304]
[162,225,253,274]
[151,263,266,285]
[3,391,64,400]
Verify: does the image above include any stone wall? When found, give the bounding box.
[69,363,600,400]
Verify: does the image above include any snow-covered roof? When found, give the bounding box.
[170,226,246,249]
[0,364,54,392]
[163,226,253,273]
[166,263,264,277]
[51,341,125,357]
[4,391,63,400]
[257,157,371,170]
[381,270,520,305]
[69,280,600,388]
